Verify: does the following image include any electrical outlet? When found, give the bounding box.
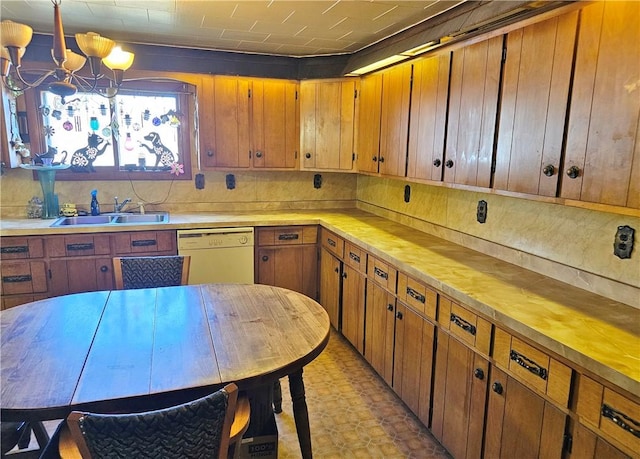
[477,200,488,223]
[614,225,634,259]
[404,185,411,203]
[225,174,236,190]
[313,174,322,189]
[195,173,204,189]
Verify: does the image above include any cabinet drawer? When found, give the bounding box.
[113,231,176,254]
[1,261,47,295]
[0,237,44,259]
[494,328,572,407]
[258,226,317,246]
[366,255,396,293]
[576,375,640,455]
[2,293,48,310]
[397,272,437,320]
[344,242,365,273]
[320,228,345,258]
[48,234,111,257]
[438,297,491,355]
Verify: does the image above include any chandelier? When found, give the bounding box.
[0,0,134,103]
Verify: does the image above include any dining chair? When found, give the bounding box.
[44,383,250,459]
[112,255,190,290]
[1,421,30,457]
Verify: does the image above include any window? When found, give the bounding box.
[29,80,194,180]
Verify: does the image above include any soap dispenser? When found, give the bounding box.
[90,189,100,216]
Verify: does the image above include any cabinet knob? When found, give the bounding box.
[342,272,347,279]
[473,368,485,380]
[100,265,109,273]
[262,255,269,262]
[542,164,555,177]
[396,311,403,320]
[334,267,339,273]
[255,151,263,158]
[492,382,503,394]
[387,304,394,311]
[372,156,378,162]
[305,152,311,159]
[566,166,580,179]
[445,159,454,168]
[433,159,442,167]
[207,150,213,157]
[379,156,385,163]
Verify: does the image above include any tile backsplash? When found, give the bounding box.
[356,175,640,308]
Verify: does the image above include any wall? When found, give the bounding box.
[0,169,357,216]
[356,175,640,308]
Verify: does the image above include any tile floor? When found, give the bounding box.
[273,330,451,459]
[17,330,450,458]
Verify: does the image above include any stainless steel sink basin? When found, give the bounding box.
[112,214,168,224]
[50,212,169,227]
[51,215,113,226]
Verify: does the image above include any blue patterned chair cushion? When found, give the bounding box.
[76,389,229,459]
[119,256,186,289]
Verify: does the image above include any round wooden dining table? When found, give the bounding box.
[1,283,330,459]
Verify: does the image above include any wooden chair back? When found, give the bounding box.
[112,255,190,290]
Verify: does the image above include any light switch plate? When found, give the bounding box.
[614,225,634,259]
[477,200,488,224]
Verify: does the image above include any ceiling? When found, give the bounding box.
[1,0,468,58]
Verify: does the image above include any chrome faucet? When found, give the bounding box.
[114,197,132,213]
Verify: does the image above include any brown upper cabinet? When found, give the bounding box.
[356,62,412,177]
[199,76,298,170]
[356,72,383,174]
[444,35,502,187]
[407,51,450,182]
[300,78,358,171]
[562,1,640,209]
[493,11,579,196]
[199,75,251,169]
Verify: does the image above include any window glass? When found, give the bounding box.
[35,82,192,180]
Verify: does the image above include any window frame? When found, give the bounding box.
[24,78,195,181]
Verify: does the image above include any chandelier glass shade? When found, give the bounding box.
[0,0,134,103]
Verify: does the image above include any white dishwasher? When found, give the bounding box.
[177,227,254,285]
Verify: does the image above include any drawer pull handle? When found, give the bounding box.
[132,240,157,247]
[327,238,336,247]
[407,287,425,304]
[510,350,547,380]
[450,313,476,336]
[374,267,388,280]
[349,252,360,263]
[67,243,94,251]
[602,404,640,439]
[2,275,32,283]
[278,233,299,241]
[1,246,29,254]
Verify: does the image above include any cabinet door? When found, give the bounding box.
[364,280,395,385]
[341,263,365,354]
[200,75,251,169]
[431,332,489,459]
[300,79,357,171]
[319,248,341,329]
[49,257,114,295]
[251,79,298,169]
[494,11,578,196]
[571,423,631,459]
[562,1,640,208]
[356,72,383,173]
[407,52,450,182]
[393,302,436,419]
[485,366,567,459]
[379,62,412,177]
[444,36,502,186]
[257,245,317,299]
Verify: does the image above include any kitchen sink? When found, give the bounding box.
[112,214,168,224]
[50,212,169,227]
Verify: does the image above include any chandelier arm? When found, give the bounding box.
[6,66,57,90]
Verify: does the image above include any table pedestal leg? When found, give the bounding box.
[273,379,282,413]
[288,368,312,459]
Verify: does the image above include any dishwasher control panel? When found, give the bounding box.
[177,227,254,250]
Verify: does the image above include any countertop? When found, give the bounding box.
[1,209,639,396]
